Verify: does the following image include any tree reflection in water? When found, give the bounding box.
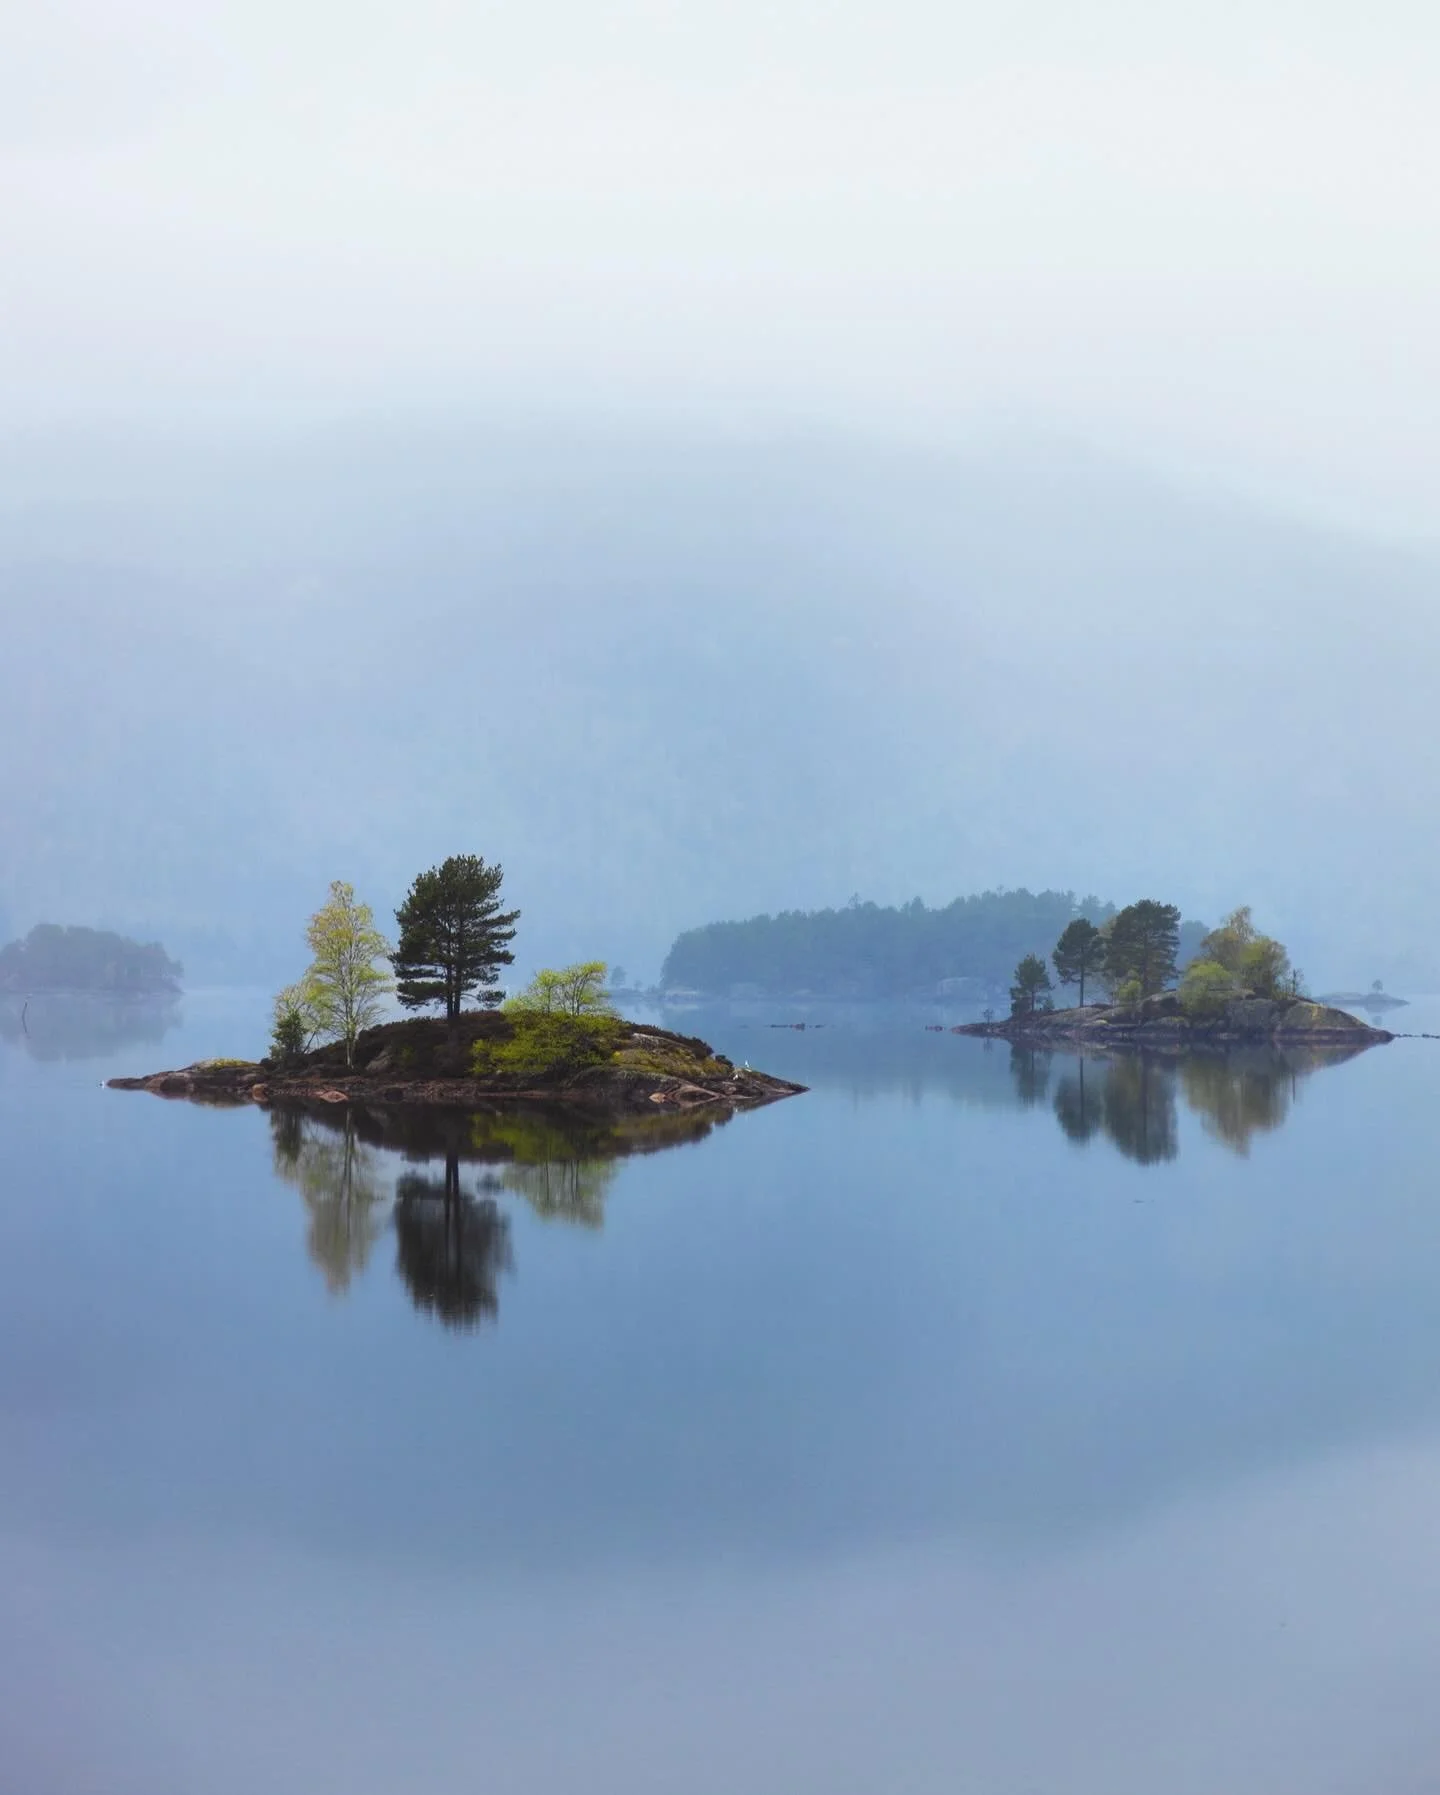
[0,994,182,1063]
[1052,1057,1104,1145]
[268,1101,724,1327]
[1009,1046,1053,1110]
[1028,1041,1370,1163]
[393,1156,513,1331]
[468,1112,621,1229]
[1101,1054,1179,1165]
[270,1108,389,1293]
[1178,1051,1297,1156]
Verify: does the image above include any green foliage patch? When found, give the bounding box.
[1178,959,1238,1017]
[1009,952,1054,1018]
[506,961,615,1017]
[1104,900,1182,997]
[472,1013,625,1081]
[612,1040,731,1080]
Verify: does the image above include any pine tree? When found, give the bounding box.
[1009,953,1053,1018]
[1052,917,1105,1006]
[391,855,520,1021]
[1105,899,1181,998]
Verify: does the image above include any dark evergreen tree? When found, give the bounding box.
[1052,917,1106,1006]
[1104,899,1181,997]
[391,855,519,1021]
[1009,952,1053,1017]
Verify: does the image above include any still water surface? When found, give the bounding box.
[5,992,1440,1793]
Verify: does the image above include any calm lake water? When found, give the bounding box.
[5,991,1440,1794]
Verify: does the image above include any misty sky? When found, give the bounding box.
[3,0,1439,991]
[6,0,1440,534]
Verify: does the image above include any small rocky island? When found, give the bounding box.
[111,862,805,1120]
[108,1010,805,1114]
[978,902,1398,1049]
[1,924,183,996]
[956,989,1393,1046]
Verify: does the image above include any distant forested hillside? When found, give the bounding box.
[661,890,1120,999]
[0,925,183,995]
[8,426,1440,988]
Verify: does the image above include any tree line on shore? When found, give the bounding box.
[1008,902,1301,1019]
[659,888,1179,999]
[271,855,615,1067]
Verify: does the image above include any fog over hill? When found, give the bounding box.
[2,421,1433,988]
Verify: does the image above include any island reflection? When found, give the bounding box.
[0,994,183,1063]
[269,1101,727,1329]
[1011,1040,1369,1163]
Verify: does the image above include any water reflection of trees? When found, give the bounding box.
[1009,1046,1053,1109]
[268,1101,722,1328]
[1100,1055,1179,1165]
[1018,1042,1179,1165]
[1026,1043,1369,1163]
[0,995,182,1062]
[394,1157,513,1331]
[1052,1058,1104,1145]
[1177,1052,1299,1156]
[270,1109,389,1292]
[468,1112,622,1228]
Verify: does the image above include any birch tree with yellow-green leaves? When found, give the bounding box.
[300,880,392,1066]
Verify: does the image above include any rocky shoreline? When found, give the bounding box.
[107,1016,806,1115]
[954,991,1393,1046]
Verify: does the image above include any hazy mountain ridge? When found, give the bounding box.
[2,424,1435,987]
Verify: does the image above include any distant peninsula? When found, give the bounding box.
[660,888,1209,1002]
[663,890,1114,1003]
[0,924,183,996]
[108,1010,805,1115]
[956,990,1393,1046]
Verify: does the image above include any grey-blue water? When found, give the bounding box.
[5,991,1440,1794]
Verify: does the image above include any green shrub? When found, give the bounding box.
[270,980,323,1063]
[1238,936,1290,998]
[613,1042,730,1079]
[505,961,616,1017]
[1179,959,1238,1018]
[269,1007,308,1063]
[1200,906,1292,997]
[1008,951,1053,1018]
[472,1013,625,1081]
